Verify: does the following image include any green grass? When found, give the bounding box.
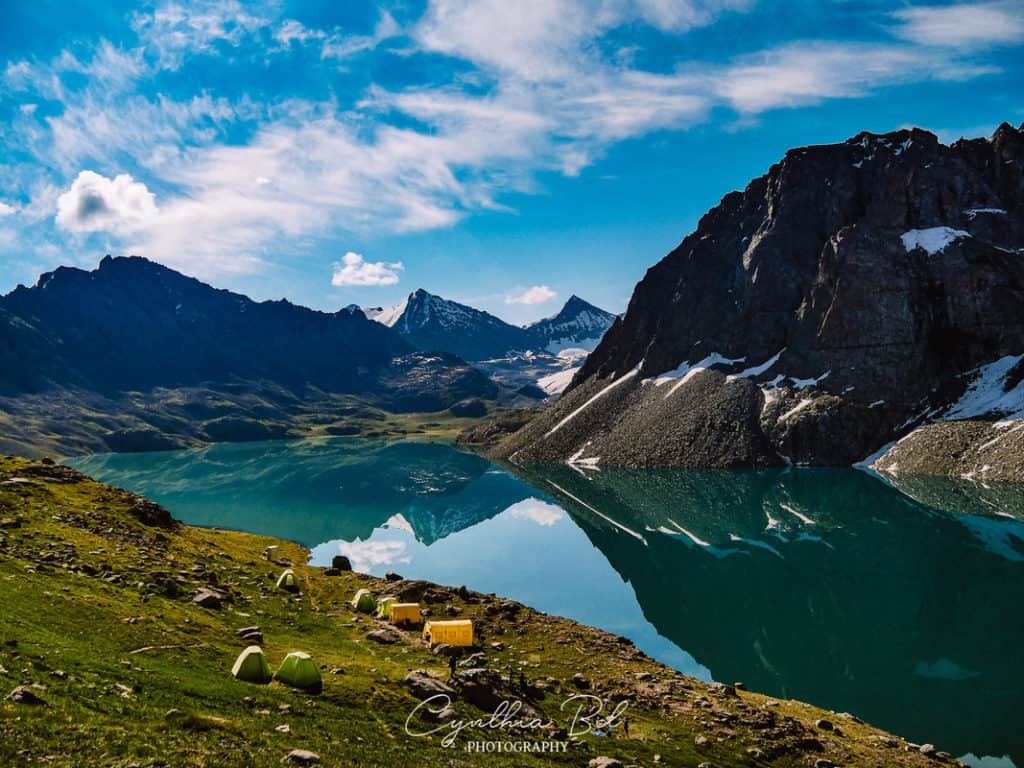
[0,457,946,767]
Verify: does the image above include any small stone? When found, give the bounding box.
[746,747,764,759]
[275,724,291,733]
[192,588,222,609]
[695,735,709,746]
[588,758,623,768]
[385,571,402,581]
[919,744,937,756]
[331,555,351,571]
[571,672,590,690]
[733,681,746,690]
[634,671,652,681]
[816,719,834,731]
[282,749,320,765]
[814,760,836,768]
[164,708,183,720]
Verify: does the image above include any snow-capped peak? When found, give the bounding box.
[364,296,409,327]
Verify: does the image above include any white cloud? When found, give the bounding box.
[331,252,404,287]
[130,0,270,70]
[3,0,1017,283]
[273,19,325,47]
[0,202,16,216]
[55,171,158,233]
[321,11,400,59]
[713,40,998,114]
[893,2,1024,49]
[506,285,558,305]
[504,498,564,526]
[334,538,409,572]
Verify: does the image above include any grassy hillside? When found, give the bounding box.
[0,457,952,767]
[0,387,487,459]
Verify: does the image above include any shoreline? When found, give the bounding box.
[0,454,966,767]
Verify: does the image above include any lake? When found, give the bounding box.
[69,437,1024,767]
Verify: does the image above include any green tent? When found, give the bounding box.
[231,645,272,684]
[375,597,397,619]
[351,588,376,614]
[276,569,300,593]
[275,651,322,693]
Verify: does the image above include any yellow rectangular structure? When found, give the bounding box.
[389,603,421,626]
[423,619,473,647]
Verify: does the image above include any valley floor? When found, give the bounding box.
[0,457,956,767]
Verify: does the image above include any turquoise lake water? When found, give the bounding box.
[69,438,1024,766]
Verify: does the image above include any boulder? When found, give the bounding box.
[366,628,403,645]
[402,670,455,701]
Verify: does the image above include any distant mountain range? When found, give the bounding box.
[362,289,615,393]
[494,123,1024,483]
[0,257,497,456]
[0,256,615,457]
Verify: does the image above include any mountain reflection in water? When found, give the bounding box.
[70,438,1024,764]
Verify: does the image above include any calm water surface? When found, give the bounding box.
[70,438,1024,766]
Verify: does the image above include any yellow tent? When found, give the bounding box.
[423,619,473,647]
[389,603,421,626]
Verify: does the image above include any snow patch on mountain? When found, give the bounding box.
[901,227,970,255]
[538,367,578,395]
[364,298,407,327]
[944,354,1024,423]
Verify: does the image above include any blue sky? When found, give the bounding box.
[0,0,1021,323]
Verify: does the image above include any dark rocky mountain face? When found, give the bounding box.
[496,124,1024,477]
[0,257,496,455]
[1,256,410,394]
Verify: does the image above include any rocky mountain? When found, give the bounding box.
[495,123,1024,482]
[364,290,615,393]
[0,256,496,455]
[367,288,535,362]
[524,295,617,353]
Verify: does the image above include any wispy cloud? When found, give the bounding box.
[892,2,1024,49]
[1,0,1018,283]
[506,285,558,305]
[130,0,270,70]
[331,252,403,287]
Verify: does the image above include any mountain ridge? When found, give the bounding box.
[493,122,1024,482]
[0,256,497,456]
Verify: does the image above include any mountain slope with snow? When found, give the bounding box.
[494,123,1024,481]
[366,290,615,393]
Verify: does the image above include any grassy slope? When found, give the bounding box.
[0,457,948,768]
